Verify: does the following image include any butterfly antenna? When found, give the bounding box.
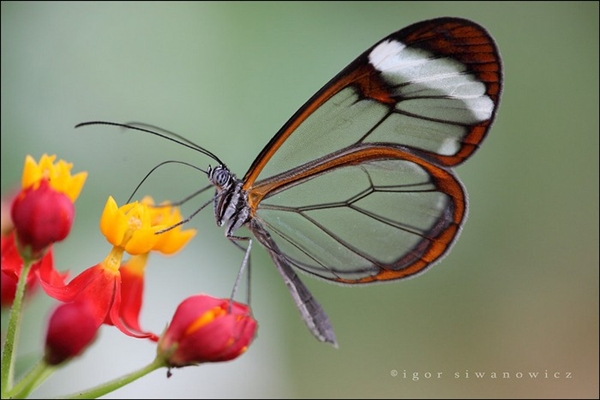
[75,121,226,166]
[126,159,209,203]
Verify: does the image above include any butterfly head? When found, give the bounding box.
[207,165,235,191]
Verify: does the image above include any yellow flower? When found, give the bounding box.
[100,196,196,256]
[141,196,196,255]
[21,154,87,202]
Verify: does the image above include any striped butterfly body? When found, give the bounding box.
[208,17,502,346]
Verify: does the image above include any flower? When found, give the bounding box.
[116,253,149,335]
[1,269,37,308]
[44,300,99,365]
[1,231,66,307]
[11,179,74,259]
[1,232,38,306]
[21,154,87,202]
[140,197,196,255]
[100,196,160,255]
[157,294,257,367]
[1,178,69,307]
[10,154,87,261]
[100,196,195,255]
[39,196,196,341]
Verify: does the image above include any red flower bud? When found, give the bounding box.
[11,179,74,260]
[44,300,99,365]
[158,295,257,367]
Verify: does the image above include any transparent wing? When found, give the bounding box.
[243,17,502,190]
[251,149,465,283]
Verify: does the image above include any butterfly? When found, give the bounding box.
[79,17,502,347]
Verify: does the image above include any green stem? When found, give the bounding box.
[57,355,168,399]
[7,359,56,399]
[1,258,34,398]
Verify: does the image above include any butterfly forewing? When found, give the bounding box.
[243,18,501,191]
[243,17,501,284]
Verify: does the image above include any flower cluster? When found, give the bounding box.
[1,154,258,399]
[39,195,199,346]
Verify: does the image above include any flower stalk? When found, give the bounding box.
[1,258,34,397]
[57,355,168,399]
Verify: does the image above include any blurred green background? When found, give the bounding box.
[1,1,598,399]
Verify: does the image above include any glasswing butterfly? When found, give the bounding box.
[78,17,502,347]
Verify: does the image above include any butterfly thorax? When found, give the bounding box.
[208,165,251,237]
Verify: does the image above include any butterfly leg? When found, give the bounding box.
[250,222,338,347]
[226,235,252,307]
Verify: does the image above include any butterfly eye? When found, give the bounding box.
[210,166,231,189]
